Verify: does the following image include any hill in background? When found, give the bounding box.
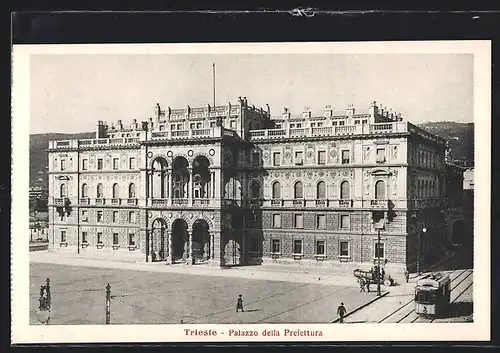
[29,122,474,188]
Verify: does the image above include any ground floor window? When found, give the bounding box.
[316,240,325,255]
[374,242,385,259]
[271,238,281,253]
[340,241,350,257]
[316,214,326,229]
[340,214,351,229]
[129,233,135,246]
[97,232,103,244]
[82,231,88,243]
[60,230,66,243]
[272,214,281,228]
[293,239,303,254]
[113,232,119,246]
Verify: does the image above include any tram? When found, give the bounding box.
[414,272,451,317]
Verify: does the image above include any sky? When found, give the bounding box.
[30,53,473,134]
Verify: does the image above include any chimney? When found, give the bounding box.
[282,107,291,119]
[346,104,355,115]
[324,104,333,118]
[117,120,123,130]
[369,100,378,118]
[303,106,311,119]
[243,97,248,106]
[96,120,107,138]
[266,103,270,115]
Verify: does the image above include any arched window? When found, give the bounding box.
[375,180,386,200]
[340,181,350,199]
[129,183,136,198]
[81,184,88,198]
[294,181,303,199]
[250,181,261,199]
[112,183,119,199]
[272,181,281,199]
[60,184,67,198]
[97,183,104,198]
[316,181,326,199]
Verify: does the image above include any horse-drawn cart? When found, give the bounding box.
[354,267,394,287]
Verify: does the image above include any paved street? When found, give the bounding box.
[30,262,384,325]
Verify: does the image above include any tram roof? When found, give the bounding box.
[416,272,450,288]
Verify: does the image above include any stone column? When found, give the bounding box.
[204,234,210,261]
[188,168,193,204]
[167,230,173,264]
[168,170,173,199]
[211,233,215,259]
[187,231,194,265]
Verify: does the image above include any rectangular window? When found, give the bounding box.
[82,159,88,170]
[354,120,360,125]
[60,230,66,243]
[81,210,88,222]
[113,232,119,245]
[196,122,202,129]
[82,231,88,243]
[296,123,302,128]
[97,232,103,244]
[332,121,338,126]
[250,238,259,252]
[190,123,196,129]
[159,125,164,131]
[293,214,303,229]
[97,211,103,223]
[339,121,345,126]
[97,158,103,170]
[341,150,350,164]
[128,211,136,223]
[316,240,325,255]
[340,215,350,229]
[376,148,386,163]
[230,120,236,129]
[273,152,281,166]
[272,239,281,253]
[176,124,182,130]
[113,158,119,170]
[290,123,295,128]
[210,121,216,128]
[318,151,326,165]
[317,122,323,127]
[60,159,66,171]
[170,124,176,130]
[252,152,260,166]
[272,214,281,228]
[316,214,326,229]
[375,242,385,259]
[310,122,316,128]
[112,211,118,223]
[295,151,303,165]
[293,239,303,254]
[129,233,135,246]
[362,119,368,124]
[340,241,350,257]
[129,157,136,170]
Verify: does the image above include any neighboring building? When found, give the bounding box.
[47,98,450,276]
[463,168,474,190]
[29,186,48,212]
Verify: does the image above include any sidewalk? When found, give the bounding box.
[30,251,359,287]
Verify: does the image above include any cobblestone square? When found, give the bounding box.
[30,263,380,325]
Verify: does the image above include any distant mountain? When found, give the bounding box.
[30,132,94,187]
[418,121,474,164]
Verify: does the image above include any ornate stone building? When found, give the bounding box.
[47,97,449,275]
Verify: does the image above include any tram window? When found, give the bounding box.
[416,290,436,304]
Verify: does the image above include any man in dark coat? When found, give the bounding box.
[337,302,347,323]
[236,294,244,312]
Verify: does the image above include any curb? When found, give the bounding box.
[331,291,389,323]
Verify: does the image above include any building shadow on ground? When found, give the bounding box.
[244,308,262,312]
[440,302,473,319]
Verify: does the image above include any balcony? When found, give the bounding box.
[293,199,304,207]
[370,199,387,208]
[172,198,189,206]
[54,198,68,206]
[111,198,121,206]
[79,198,90,205]
[271,199,283,207]
[339,199,353,207]
[151,198,169,206]
[95,198,106,206]
[315,199,327,207]
[127,198,138,206]
[192,199,211,206]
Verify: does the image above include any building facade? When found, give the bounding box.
[47,98,449,276]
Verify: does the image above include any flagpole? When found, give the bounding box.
[213,63,216,108]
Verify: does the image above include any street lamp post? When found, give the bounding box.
[417,227,427,276]
[377,229,381,296]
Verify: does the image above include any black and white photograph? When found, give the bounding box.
[11,41,490,343]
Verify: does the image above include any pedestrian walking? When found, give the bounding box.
[405,270,410,283]
[359,278,366,292]
[236,294,244,312]
[337,303,347,323]
[366,281,371,293]
[381,268,385,280]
